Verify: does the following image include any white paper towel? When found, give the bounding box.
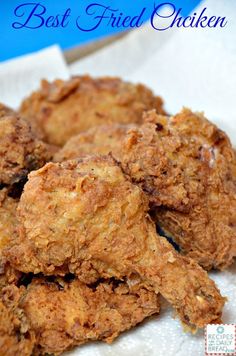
[128,0,236,142]
[0,45,69,109]
[69,24,176,80]
[0,0,235,355]
[70,0,236,141]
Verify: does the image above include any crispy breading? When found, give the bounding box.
[0,277,159,355]
[0,189,21,289]
[54,117,202,212]
[146,109,236,270]
[54,110,236,270]
[0,286,35,356]
[0,189,18,254]
[54,123,136,163]
[6,156,225,329]
[0,106,54,188]
[19,76,166,146]
[18,277,159,355]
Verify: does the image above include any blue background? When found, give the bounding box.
[0,0,202,62]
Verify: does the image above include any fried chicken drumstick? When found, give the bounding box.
[54,109,236,270]
[19,76,165,146]
[7,156,225,330]
[0,276,160,356]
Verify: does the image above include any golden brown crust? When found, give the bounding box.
[0,189,18,253]
[0,277,159,355]
[20,76,166,146]
[0,189,22,289]
[20,278,160,354]
[0,286,35,356]
[55,110,236,270]
[0,107,54,187]
[6,156,225,329]
[54,123,136,163]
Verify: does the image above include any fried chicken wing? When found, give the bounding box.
[0,105,54,188]
[7,156,225,329]
[19,76,165,146]
[54,110,236,270]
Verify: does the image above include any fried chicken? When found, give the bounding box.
[19,76,166,146]
[0,105,54,189]
[54,123,135,163]
[0,189,17,255]
[54,110,236,270]
[145,109,236,270]
[20,277,159,355]
[0,189,21,289]
[6,156,225,330]
[0,276,159,355]
[0,287,35,356]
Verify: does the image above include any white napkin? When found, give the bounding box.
[70,0,236,141]
[69,24,176,80]
[0,45,69,109]
[128,0,236,142]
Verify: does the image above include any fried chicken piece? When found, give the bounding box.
[0,106,54,188]
[54,119,203,212]
[0,189,21,289]
[55,110,236,270]
[0,276,159,356]
[12,277,159,355]
[54,123,136,163]
[6,156,225,329]
[19,76,166,146]
[0,286,35,356]
[145,109,236,270]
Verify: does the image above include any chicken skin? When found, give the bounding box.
[19,76,166,146]
[54,110,236,270]
[7,156,225,330]
[0,105,54,189]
